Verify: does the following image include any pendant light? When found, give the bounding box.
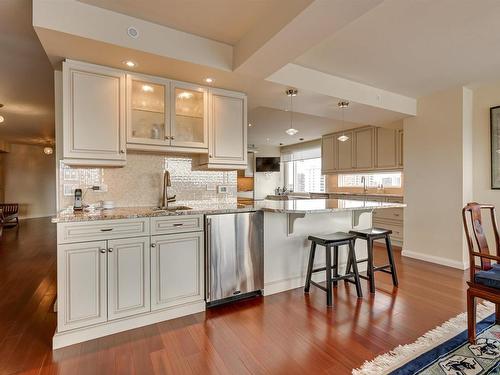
[285,89,298,136]
[337,101,350,142]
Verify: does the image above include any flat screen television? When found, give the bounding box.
[256,157,280,172]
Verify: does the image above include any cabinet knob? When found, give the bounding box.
[209,154,213,158]
[170,136,175,140]
[108,248,113,252]
[165,136,170,140]
[99,248,106,253]
[120,149,125,154]
[151,243,156,248]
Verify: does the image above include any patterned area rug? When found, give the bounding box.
[353,303,499,374]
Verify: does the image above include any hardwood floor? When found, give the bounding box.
[0,217,469,374]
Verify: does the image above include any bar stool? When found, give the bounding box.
[346,228,399,294]
[304,232,363,306]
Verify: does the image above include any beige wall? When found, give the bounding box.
[403,87,472,269]
[3,143,56,219]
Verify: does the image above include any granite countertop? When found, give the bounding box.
[312,191,404,199]
[52,199,406,223]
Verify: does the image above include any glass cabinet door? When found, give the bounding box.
[127,75,169,145]
[171,82,207,149]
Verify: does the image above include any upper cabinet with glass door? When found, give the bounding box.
[127,74,170,148]
[170,82,208,150]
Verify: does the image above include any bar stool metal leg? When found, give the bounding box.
[367,238,376,293]
[325,245,333,307]
[304,241,316,293]
[349,239,363,298]
[385,235,399,287]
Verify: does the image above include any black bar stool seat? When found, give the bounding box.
[304,232,363,307]
[347,227,399,294]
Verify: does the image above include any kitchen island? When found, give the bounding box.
[52,198,405,348]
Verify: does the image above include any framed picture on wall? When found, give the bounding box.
[491,106,500,188]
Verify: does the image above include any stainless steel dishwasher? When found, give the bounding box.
[205,211,264,306]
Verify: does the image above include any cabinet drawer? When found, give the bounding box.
[372,208,403,222]
[57,218,150,244]
[151,215,203,235]
[372,219,403,240]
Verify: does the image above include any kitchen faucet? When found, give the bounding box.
[160,170,176,209]
[361,176,368,193]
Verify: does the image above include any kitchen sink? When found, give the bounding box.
[153,206,192,212]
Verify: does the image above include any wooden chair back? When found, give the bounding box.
[462,203,500,279]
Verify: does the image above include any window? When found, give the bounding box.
[282,142,325,193]
[284,158,325,193]
[339,172,402,188]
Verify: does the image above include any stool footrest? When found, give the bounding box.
[310,280,327,292]
[373,265,392,272]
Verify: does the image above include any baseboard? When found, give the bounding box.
[53,300,205,349]
[402,250,468,270]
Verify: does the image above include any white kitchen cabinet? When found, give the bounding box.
[336,131,354,171]
[57,241,108,332]
[197,88,247,169]
[151,231,204,310]
[354,127,375,170]
[63,60,126,166]
[171,81,208,149]
[375,128,398,169]
[321,126,404,174]
[127,73,170,147]
[107,237,151,320]
[321,134,336,173]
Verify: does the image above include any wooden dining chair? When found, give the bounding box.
[462,202,500,343]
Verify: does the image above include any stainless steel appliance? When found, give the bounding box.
[205,211,264,306]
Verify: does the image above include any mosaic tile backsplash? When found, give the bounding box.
[58,152,237,209]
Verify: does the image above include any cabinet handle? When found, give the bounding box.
[108,248,113,252]
[100,228,113,232]
[151,243,156,248]
[172,223,183,227]
[99,248,106,253]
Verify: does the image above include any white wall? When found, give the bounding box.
[253,145,282,199]
[403,87,471,269]
[3,143,56,219]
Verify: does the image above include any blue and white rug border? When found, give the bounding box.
[352,302,495,375]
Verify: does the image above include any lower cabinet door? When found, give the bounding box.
[107,236,151,320]
[151,232,204,310]
[57,240,108,332]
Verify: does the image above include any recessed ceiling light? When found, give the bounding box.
[248,123,252,127]
[123,60,137,68]
[43,146,53,155]
[285,128,298,136]
[142,84,154,93]
[0,115,4,124]
[204,77,214,84]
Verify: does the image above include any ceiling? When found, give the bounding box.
[295,0,500,98]
[7,0,500,146]
[0,0,54,145]
[248,107,362,147]
[78,0,309,45]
